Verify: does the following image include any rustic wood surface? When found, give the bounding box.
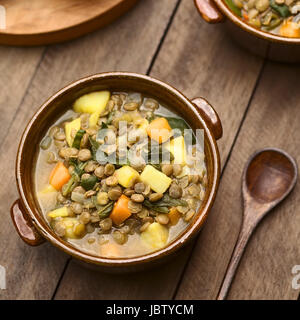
[0,0,299,300]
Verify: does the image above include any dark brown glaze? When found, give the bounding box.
[194,0,300,62]
[192,97,223,140]
[194,0,224,23]
[217,148,297,299]
[11,72,222,272]
[10,199,45,246]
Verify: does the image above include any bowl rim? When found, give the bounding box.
[214,0,300,44]
[16,72,221,267]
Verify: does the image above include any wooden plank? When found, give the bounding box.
[0,46,46,300]
[0,0,178,300]
[0,46,44,139]
[54,246,193,300]
[55,0,263,300]
[223,62,300,300]
[177,61,300,300]
[150,0,263,166]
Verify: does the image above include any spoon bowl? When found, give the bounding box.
[217,148,297,300]
[244,149,297,205]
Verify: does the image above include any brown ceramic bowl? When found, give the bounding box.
[195,0,300,62]
[11,72,222,272]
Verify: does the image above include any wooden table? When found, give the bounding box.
[0,0,299,300]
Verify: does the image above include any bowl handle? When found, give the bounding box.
[11,199,45,246]
[194,0,224,23]
[192,97,223,140]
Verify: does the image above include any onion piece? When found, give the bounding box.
[71,192,85,203]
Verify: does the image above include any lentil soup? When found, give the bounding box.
[35,91,207,258]
[225,0,300,37]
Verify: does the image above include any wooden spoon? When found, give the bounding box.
[217,148,298,300]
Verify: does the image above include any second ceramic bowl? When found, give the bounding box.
[195,0,300,62]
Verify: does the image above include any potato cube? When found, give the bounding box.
[65,118,81,147]
[136,118,149,134]
[163,136,186,165]
[89,112,100,128]
[140,165,172,193]
[61,218,85,239]
[115,166,140,188]
[73,91,110,114]
[141,222,169,249]
[48,206,69,219]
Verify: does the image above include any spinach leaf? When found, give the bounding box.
[225,0,242,17]
[155,115,196,144]
[72,130,86,149]
[98,201,115,218]
[81,175,98,191]
[89,137,100,160]
[62,161,87,197]
[270,0,290,17]
[165,117,190,134]
[156,194,188,207]
[107,111,115,125]
[144,194,188,213]
[143,201,170,213]
[100,121,109,129]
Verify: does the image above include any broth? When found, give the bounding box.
[35,91,207,258]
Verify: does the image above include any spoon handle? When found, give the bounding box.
[216,221,254,300]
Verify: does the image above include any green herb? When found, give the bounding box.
[165,117,189,133]
[270,0,290,17]
[144,194,188,212]
[81,175,98,191]
[98,201,115,218]
[107,111,115,125]
[62,162,87,196]
[73,161,87,177]
[100,121,109,129]
[89,137,100,160]
[143,201,170,213]
[62,175,78,197]
[224,0,242,17]
[69,158,78,167]
[265,17,282,30]
[167,117,196,144]
[158,194,188,207]
[155,115,195,144]
[72,130,86,149]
